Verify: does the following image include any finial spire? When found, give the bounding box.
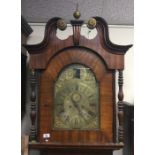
[73,3,81,19]
[76,3,78,11]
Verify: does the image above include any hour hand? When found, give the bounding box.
[71,93,81,107]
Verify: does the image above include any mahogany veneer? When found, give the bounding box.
[24,16,132,155]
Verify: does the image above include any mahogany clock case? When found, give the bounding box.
[24,17,132,154]
[38,47,114,144]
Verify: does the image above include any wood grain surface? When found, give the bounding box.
[24,17,132,153]
[38,48,114,144]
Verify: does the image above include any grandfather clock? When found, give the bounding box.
[24,9,132,155]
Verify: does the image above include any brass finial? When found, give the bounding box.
[87,18,97,29]
[73,3,81,19]
[57,19,67,31]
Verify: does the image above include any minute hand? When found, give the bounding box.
[74,102,90,122]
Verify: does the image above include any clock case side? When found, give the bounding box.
[23,17,132,151]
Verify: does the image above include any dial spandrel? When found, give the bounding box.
[53,64,99,130]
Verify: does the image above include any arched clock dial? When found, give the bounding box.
[53,64,99,130]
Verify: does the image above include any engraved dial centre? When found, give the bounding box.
[72,92,81,103]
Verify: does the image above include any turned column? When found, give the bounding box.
[29,69,37,142]
[117,70,124,143]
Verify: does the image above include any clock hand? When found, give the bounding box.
[71,92,90,122]
[71,93,82,112]
[76,104,90,122]
[73,101,82,114]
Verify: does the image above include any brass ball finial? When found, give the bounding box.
[57,19,67,31]
[87,18,97,29]
[73,3,81,19]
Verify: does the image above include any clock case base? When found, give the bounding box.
[41,150,112,155]
[29,142,123,155]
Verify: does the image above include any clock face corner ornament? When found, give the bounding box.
[53,64,99,130]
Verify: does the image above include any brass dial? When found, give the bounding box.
[53,64,99,130]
